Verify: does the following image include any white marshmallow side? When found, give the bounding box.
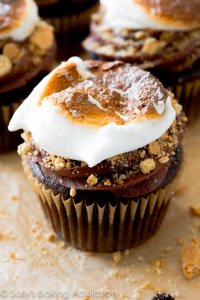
[0,0,40,41]
[101,0,193,31]
[9,57,176,167]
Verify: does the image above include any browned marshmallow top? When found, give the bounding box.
[136,0,200,29]
[0,0,27,35]
[40,60,168,126]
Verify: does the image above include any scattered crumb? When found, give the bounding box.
[44,232,55,242]
[159,156,169,164]
[104,179,112,186]
[148,141,161,156]
[87,174,98,186]
[70,188,76,197]
[181,241,200,279]
[9,195,18,201]
[8,252,16,260]
[164,246,173,253]
[138,256,145,262]
[124,249,130,256]
[190,206,200,217]
[178,238,185,246]
[113,252,122,264]
[139,158,155,174]
[150,259,165,268]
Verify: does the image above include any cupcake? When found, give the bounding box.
[0,0,56,153]
[9,57,186,252]
[35,0,99,37]
[83,0,200,120]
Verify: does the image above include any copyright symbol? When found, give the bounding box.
[0,289,8,298]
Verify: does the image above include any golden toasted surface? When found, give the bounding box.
[0,0,27,34]
[40,60,168,126]
[136,0,200,29]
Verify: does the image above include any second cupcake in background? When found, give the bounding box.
[9,57,186,252]
[36,0,99,37]
[83,0,200,120]
[0,0,56,152]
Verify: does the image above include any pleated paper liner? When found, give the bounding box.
[22,157,177,253]
[0,100,23,153]
[167,78,200,122]
[45,4,99,37]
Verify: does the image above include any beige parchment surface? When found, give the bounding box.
[0,121,200,300]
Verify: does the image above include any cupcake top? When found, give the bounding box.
[101,0,200,31]
[9,57,182,167]
[83,1,200,72]
[0,0,39,41]
[0,0,55,94]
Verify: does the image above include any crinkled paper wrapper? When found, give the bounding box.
[167,77,200,121]
[45,4,98,36]
[23,158,178,252]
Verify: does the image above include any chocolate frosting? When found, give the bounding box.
[27,145,183,199]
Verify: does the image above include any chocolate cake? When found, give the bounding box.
[9,58,187,252]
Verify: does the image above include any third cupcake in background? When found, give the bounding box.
[0,0,56,152]
[83,0,200,120]
[9,57,186,252]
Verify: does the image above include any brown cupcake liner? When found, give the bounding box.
[167,78,200,122]
[23,158,178,252]
[0,100,23,153]
[45,4,99,36]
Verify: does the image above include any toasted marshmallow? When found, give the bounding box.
[0,0,39,41]
[101,0,200,31]
[9,57,176,167]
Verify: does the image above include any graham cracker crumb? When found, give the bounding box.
[139,158,155,174]
[140,150,146,158]
[190,206,200,217]
[3,43,22,62]
[17,143,31,155]
[0,54,12,77]
[113,252,122,264]
[70,188,76,197]
[142,37,166,55]
[54,157,66,169]
[181,241,200,279]
[87,174,98,186]
[135,31,145,39]
[44,232,55,242]
[124,249,130,256]
[148,141,161,156]
[159,156,169,164]
[164,246,173,253]
[9,195,18,201]
[150,259,165,268]
[8,252,16,260]
[178,238,185,246]
[138,256,145,262]
[104,179,112,186]
[30,21,54,51]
